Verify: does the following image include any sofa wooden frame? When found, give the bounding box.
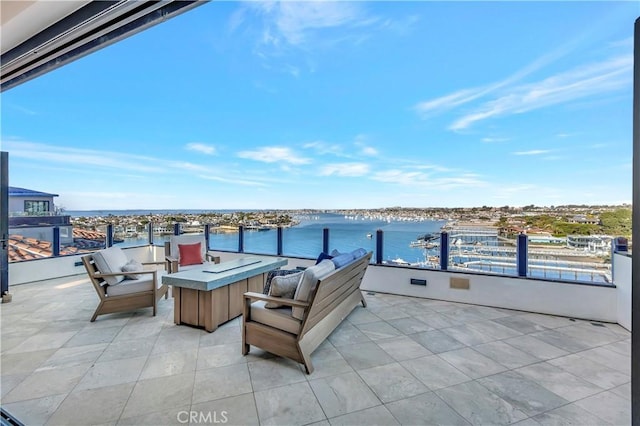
[242,252,372,374]
[82,254,169,322]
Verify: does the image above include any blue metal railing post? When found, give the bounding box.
[147,221,153,245]
[517,233,528,277]
[204,224,210,250]
[106,224,114,247]
[238,225,244,253]
[52,226,60,256]
[440,232,449,271]
[322,228,330,253]
[376,229,383,264]
[173,223,180,235]
[277,227,283,256]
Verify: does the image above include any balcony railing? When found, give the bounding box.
[12,221,623,287]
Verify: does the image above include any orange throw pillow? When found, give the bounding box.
[178,242,202,266]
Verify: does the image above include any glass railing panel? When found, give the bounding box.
[209,226,241,252]
[8,229,55,262]
[282,226,322,259]
[243,228,277,255]
[526,237,612,284]
[447,228,517,276]
[325,226,377,260]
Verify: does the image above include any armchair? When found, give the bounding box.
[82,246,168,322]
[164,234,220,274]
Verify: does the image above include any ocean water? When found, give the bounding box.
[109,212,445,265]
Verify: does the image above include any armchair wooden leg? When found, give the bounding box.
[360,292,367,308]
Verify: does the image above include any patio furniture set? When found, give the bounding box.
[81,235,371,373]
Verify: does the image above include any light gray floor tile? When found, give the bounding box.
[401,355,471,390]
[467,319,523,339]
[440,324,496,346]
[493,315,548,334]
[254,382,325,426]
[368,306,411,321]
[336,341,395,370]
[531,329,592,353]
[375,335,432,361]
[192,363,252,404]
[579,346,631,375]
[438,347,507,379]
[1,349,56,375]
[414,311,463,329]
[248,357,306,391]
[198,324,241,347]
[190,393,259,426]
[533,403,612,426]
[385,317,433,334]
[574,390,631,426]
[478,370,569,417]
[40,343,107,369]
[358,362,428,403]
[436,381,528,425]
[515,362,603,401]
[3,362,92,403]
[610,382,631,401]
[150,327,201,355]
[117,405,189,426]
[355,321,403,340]
[0,373,28,399]
[306,344,354,380]
[139,350,197,380]
[97,337,156,363]
[410,329,466,353]
[328,322,371,347]
[328,405,399,426]
[443,307,488,323]
[112,321,163,342]
[555,324,622,347]
[386,392,470,426]
[503,335,569,360]
[346,306,382,325]
[604,338,631,357]
[47,382,135,425]
[548,353,630,389]
[6,331,78,354]
[473,341,540,369]
[120,372,195,419]
[63,325,122,347]
[1,393,66,426]
[196,343,246,370]
[399,302,432,317]
[469,305,511,320]
[75,356,147,391]
[512,418,542,426]
[520,313,572,329]
[309,371,380,418]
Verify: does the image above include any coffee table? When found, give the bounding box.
[162,256,287,332]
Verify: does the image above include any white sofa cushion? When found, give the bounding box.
[169,235,207,263]
[106,276,161,296]
[121,259,143,280]
[292,259,335,320]
[250,300,301,335]
[93,247,129,286]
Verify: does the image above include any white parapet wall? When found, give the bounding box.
[8,246,159,285]
[360,265,618,323]
[612,252,632,331]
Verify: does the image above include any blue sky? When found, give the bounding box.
[1,1,637,210]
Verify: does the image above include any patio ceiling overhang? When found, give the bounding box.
[0,0,207,92]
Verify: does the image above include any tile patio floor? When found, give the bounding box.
[0,275,632,425]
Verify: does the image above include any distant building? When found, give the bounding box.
[8,187,72,242]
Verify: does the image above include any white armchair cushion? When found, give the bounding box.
[121,259,143,280]
[106,276,161,297]
[292,259,335,320]
[169,235,207,262]
[93,247,129,286]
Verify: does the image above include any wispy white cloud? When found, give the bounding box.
[4,141,164,174]
[512,150,552,156]
[354,134,378,156]
[371,169,486,189]
[186,143,217,155]
[450,54,632,130]
[303,140,345,156]
[198,174,268,187]
[319,162,370,177]
[252,1,371,47]
[237,146,311,164]
[481,137,510,143]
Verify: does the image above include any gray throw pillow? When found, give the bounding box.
[265,272,303,308]
[121,259,143,280]
[264,269,302,295]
